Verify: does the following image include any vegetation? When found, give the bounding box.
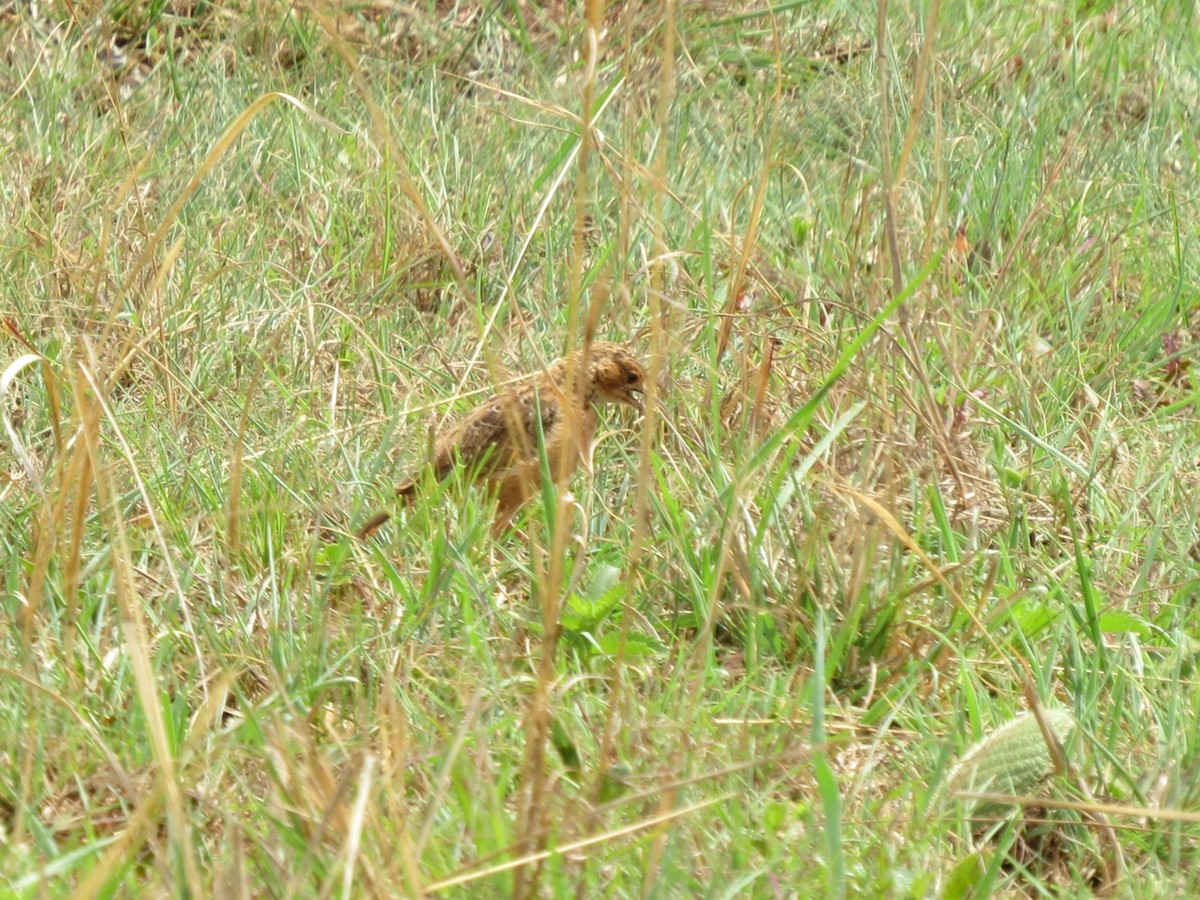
[3,0,1200,895]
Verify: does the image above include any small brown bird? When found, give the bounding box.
[358,342,646,538]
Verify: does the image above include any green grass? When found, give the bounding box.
[4,0,1200,895]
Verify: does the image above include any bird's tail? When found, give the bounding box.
[356,510,391,539]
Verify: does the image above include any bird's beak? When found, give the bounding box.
[624,387,645,414]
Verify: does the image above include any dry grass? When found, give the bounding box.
[3,0,1200,895]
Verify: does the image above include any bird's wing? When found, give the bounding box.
[395,398,517,496]
[398,386,567,496]
[444,387,566,475]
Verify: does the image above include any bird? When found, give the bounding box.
[358,342,646,538]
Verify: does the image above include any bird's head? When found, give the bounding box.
[563,342,646,413]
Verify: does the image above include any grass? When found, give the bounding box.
[3,0,1200,895]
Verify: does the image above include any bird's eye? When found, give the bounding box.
[626,370,640,383]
